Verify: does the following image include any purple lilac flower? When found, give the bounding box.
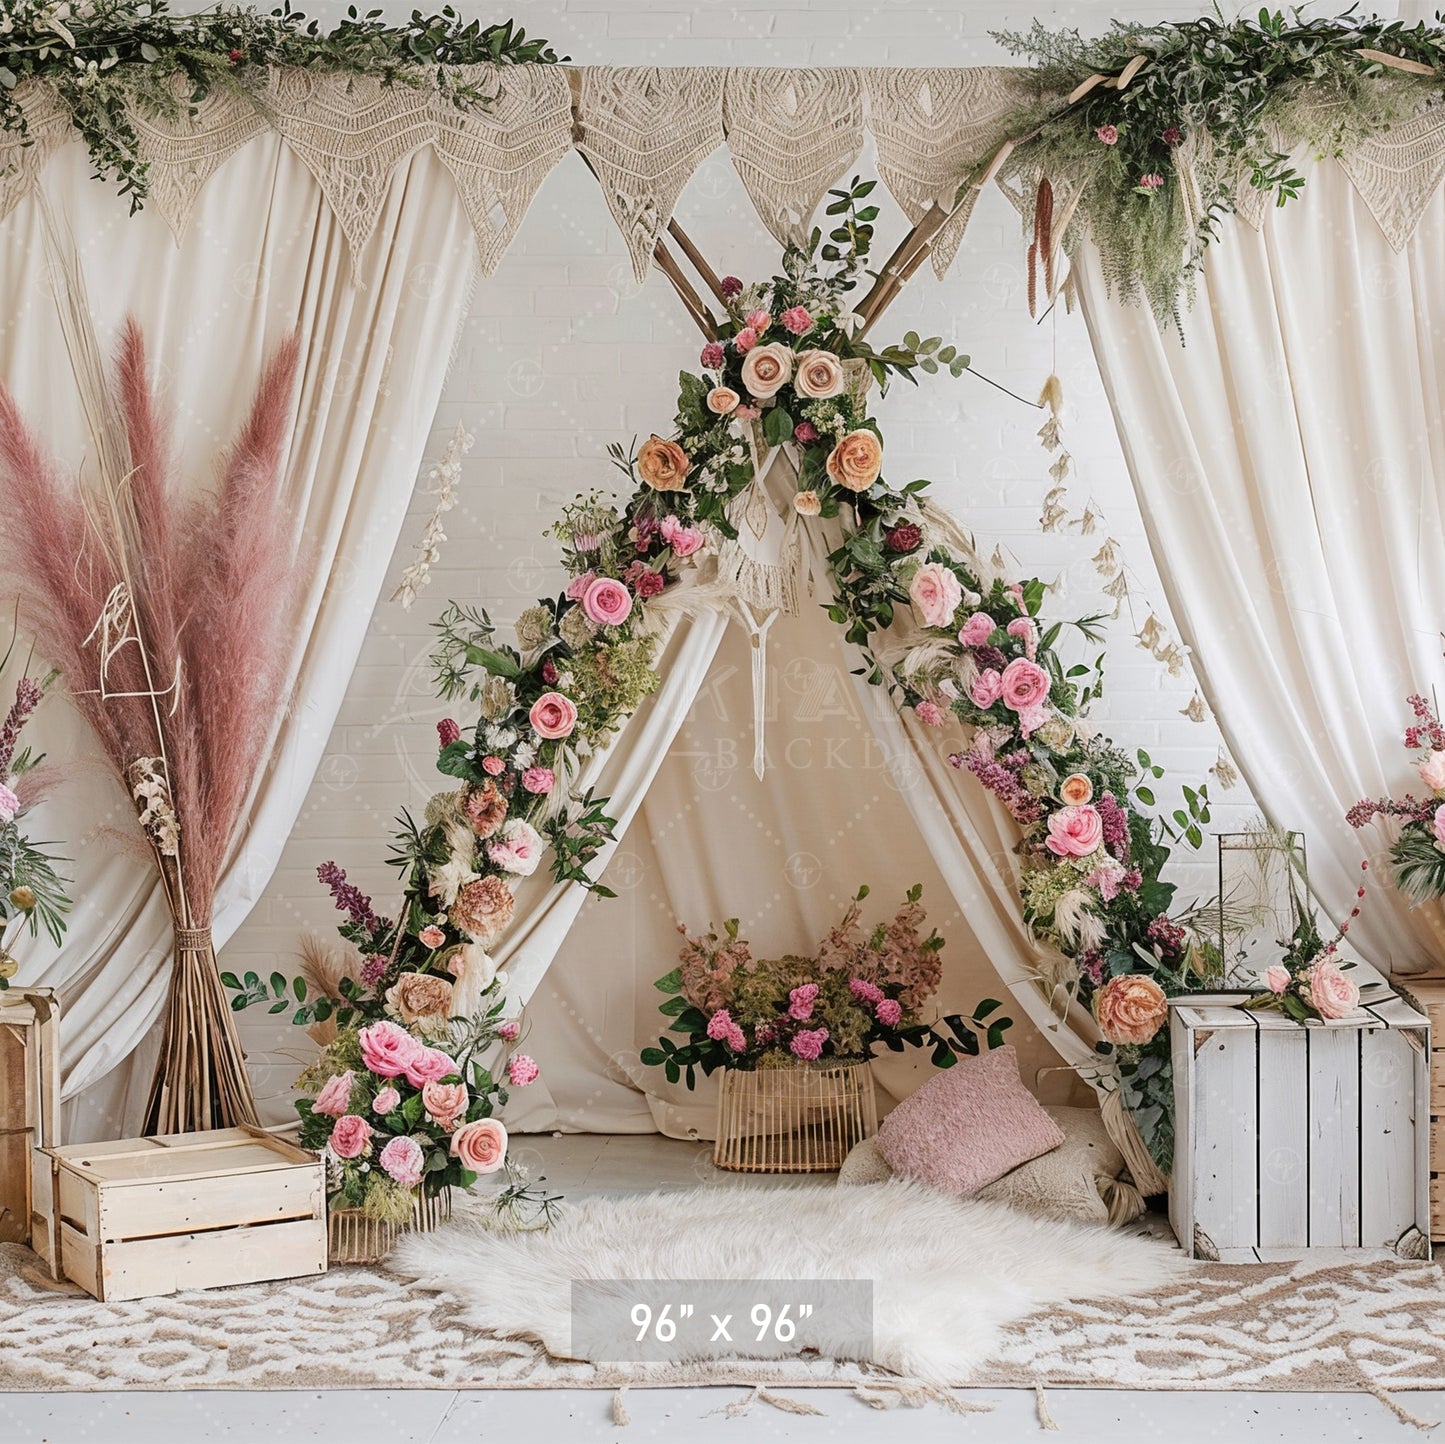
[317,861,385,938]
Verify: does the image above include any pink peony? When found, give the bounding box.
[733,327,758,354]
[313,1070,354,1118]
[565,569,595,602]
[497,1020,521,1042]
[849,978,883,1005]
[970,670,1004,708]
[909,561,964,629]
[700,342,725,369]
[358,1020,421,1080]
[0,783,18,823]
[507,1053,539,1086]
[403,1046,459,1089]
[1007,617,1037,658]
[875,998,902,1026]
[529,691,578,739]
[418,925,446,949]
[1421,751,1445,791]
[790,1026,829,1061]
[780,305,813,335]
[582,577,634,627]
[1309,959,1360,1020]
[373,1086,401,1114]
[1000,657,1050,712]
[1264,964,1291,996]
[422,1080,468,1128]
[522,767,554,795]
[488,819,544,877]
[745,309,771,332]
[788,983,819,1022]
[482,755,505,776]
[1045,804,1105,858]
[959,613,996,647]
[914,701,945,727]
[378,1135,425,1187]
[437,718,460,748]
[1096,124,1119,145]
[451,1117,508,1174]
[660,515,705,557]
[328,1114,372,1160]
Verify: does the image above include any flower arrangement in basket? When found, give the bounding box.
[644,886,1011,1081]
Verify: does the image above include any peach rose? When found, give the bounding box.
[1094,974,1169,1046]
[451,875,516,944]
[451,1117,508,1175]
[1060,773,1094,806]
[1263,964,1291,995]
[740,342,793,399]
[792,491,822,516]
[908,561,964,629]
[422,1079,469,1129]
[385,971,454,1026]
[707,386,740,415]
[637,436,692,491]
[825,429,883,492]
[794,349,845,399]
[1308,959,1359,1020]
[1420,749,1445,792]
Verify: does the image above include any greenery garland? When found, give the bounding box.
[994,9,1445,326]
[0,2,562,210]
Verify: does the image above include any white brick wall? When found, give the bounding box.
[227,0,1278,1122]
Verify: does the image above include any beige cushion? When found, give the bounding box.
[839,1105,1146,1227]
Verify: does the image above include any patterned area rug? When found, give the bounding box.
[3,1240,1444,1395]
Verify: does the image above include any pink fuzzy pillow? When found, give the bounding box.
[874,1045,1065,1198]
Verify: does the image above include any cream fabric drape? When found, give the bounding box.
[0,137,480,1138]
[1074,157,1445,975]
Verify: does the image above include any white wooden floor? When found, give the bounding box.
[2,1133,1439,1443]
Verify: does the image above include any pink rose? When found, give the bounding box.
[1309,959,1360,1020]
[1045,804,1105,858]
[1433,803,1445,848]
[1421,750,1445,791]
[565,569,595,602]
[1096,124,1119,145]
[358,1020,422,1080]
[959,613,996,647]
[1264,965,1291,996]
[908,561,964,629]
[522,767,554,795]
[733,327,758,354]
[422,1079,468,1128]
[488,818,544,878]
[1007,617,1037,657]
[780,305,813,335]
[745,309,770,332]
[481,755,505,776]
[497,1019,521,1042]
[373,1086,401,1115]
[794,421,818,443]
[914,701,945,727]
[970,669,1003,708]
[660,515,705,557]
[403,1045,459,1089]
[328,1114,372,1160]
[507,1053,539,1087]
[582,577,634,627]
[378,1135,425,1187]
[451,1117,508,1174]
[418,925,446,949]
[875,998,902,1026]
[313,1070,354,1119]
[529,690,578,739]
[1000,657,1050,713]
[0,783,18,824]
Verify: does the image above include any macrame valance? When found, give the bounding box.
[4,64,1444,277]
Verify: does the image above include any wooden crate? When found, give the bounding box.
[1391,978,1445,1242]
[0,987,60,1246]
[30,1126,327,1300]
[1170,993,1430,1262]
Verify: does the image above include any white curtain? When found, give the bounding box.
[0,137,480,1138]
[1075,157,1445,975]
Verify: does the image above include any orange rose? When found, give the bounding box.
[1094,974,1168,1046]
[794,349,845,399]
[637,436,692,491]
[740,342,793,400]
[1060,773,1094,806]
[451,1117,508,1174]
[706,386,740,415]
[825,429,883,492]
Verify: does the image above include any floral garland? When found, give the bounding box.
[994,11,1445,325]
[1,2,561,210]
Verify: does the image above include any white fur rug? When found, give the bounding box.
[391,1180,1191,1383]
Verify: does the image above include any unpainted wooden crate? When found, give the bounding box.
[1169,993,1430,1262]
[0,987,60,1247]
[31,1126,327,1300]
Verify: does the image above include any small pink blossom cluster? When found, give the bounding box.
[956,746,1043,825]
[706,1007,747,1052]
[788,983,819,1021]
[789,1025,829,1061]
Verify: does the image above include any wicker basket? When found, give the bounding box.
[713,1059,877,1173]
[327,1185,453,1265]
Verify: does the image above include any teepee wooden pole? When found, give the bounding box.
[666,220,730,308]
[653,239,719,341]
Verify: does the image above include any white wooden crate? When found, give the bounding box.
[0,988,60,1247]
[31,1126,327,1301]
[1170,993,1430,1262]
